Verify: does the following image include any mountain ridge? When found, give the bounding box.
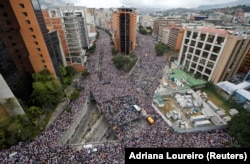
[195,0,250,10]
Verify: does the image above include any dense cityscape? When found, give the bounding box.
[0,0,250,163]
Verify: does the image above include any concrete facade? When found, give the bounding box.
[0,0,58,76]
[0,74,24,116]
[168,27,184,51]
[178,27,250,83]
[42,4,89,72]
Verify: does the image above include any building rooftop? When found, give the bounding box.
[200,27,229,35]
[216,81,250,95]
[170,68,207,87]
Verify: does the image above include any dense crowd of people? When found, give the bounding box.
[0,29,234,163]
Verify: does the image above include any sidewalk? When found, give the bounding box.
[46,73,82,129]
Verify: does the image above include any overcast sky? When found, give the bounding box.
[62,0,237,9]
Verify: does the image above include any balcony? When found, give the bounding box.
[69,48,81,52]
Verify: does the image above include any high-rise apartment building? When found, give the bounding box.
[48,30,67,67]
[168,27,184,51]
[239,48,250,73]
[0,0,60,77]
[112,8,137,54]
[96,8,113,31]
[42,4,89,72]
[0,0,63,104]
[153,17,183,38]
[0,39,32,103]
[178,27,250,84]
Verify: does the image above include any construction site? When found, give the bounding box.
[153,65,239,133]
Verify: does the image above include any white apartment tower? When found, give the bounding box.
[45,4,90,71]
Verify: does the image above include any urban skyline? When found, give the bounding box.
[39,0,245,9]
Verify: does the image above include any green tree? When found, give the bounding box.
[1,115,37,148]
[30,69,63,108]
[139,29,147,35]
[112,55,128,70]
[3,97,17,111]
[155,43,166,56]
[32,69,54,82]
[112,54,137,72]
[65,66,76,77]
[70,89,80,101]
[138,25,143,30]
[228,110,250,147]
[112,47,118,55]
[25,106,43,120]
[82,69,90,78]
[88,43,96,54]
[60,65,76,85]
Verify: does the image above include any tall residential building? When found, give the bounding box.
[85,8,97,47]
[157,24,167,42]
[0,39,32,103]
[96,8,112,31]
[139,14,153,29]
[153,17,183,38]
[0,0,60,77]
[168,27,184,51]
[162,28,171,45]
[239,48,250,73]
[42,9,69,64]
[42,4,89,72]
[178,27,250,84]
[0,0,63,104]
[112,8,137,54]
[48,30,67,67]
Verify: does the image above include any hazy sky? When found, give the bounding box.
[62,0,237,9]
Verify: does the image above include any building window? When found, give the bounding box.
[32,35,36,39]
[34,41,38,45]
[42,60,45,63]
[2,13,8,17]
[25,20,31,24]
[22,12,28,16]
[0,4,4,8]
[6,21,11,25]
[44,65,47,68]
[15,49,19,52]
[18,55,22,59]
[39,54,43,57]
[8,36,13,40]
[12,43,16,46]
[37,48,41,51]
[19,4,25,8]
[29,28,33,32]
